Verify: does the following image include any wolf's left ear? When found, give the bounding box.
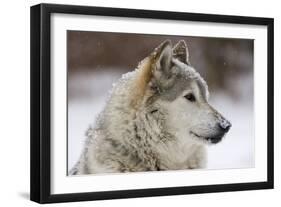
[152,40,173,73]
[149,40,175,90]
[173,40,190,64]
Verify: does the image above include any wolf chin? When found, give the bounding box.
[70,40,231,175]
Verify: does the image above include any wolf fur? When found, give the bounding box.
[70,40,231,175]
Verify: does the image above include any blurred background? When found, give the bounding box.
[67,31,254,172]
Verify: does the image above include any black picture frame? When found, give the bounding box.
[30,3,274,204]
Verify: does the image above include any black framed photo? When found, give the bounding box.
[30,3,274,203]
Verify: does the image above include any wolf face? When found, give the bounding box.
[147,40,231,145]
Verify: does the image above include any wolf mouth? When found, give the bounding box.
[190,131,223,144]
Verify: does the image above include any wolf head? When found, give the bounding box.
[138,40,231,145]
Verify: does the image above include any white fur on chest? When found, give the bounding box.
[155,135,206,170]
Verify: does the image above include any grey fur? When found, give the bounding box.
[69,40,231,175]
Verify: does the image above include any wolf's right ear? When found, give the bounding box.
[149,40,175,91]
[173,40,190,64]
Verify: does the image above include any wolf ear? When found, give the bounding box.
[152,40,173,73]
[150,40,175,91]
[173,40,190,64]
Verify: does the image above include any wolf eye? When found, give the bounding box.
[184,93,196,102]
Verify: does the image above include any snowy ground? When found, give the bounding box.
[67,70,254,172]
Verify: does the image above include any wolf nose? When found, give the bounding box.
[218,120,231,132]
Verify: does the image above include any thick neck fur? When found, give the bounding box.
[91,61,206,172]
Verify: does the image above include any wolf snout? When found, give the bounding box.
[217,119,231,133]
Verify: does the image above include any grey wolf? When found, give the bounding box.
[70,40,231,175]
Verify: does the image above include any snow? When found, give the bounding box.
[68,70,254,172]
